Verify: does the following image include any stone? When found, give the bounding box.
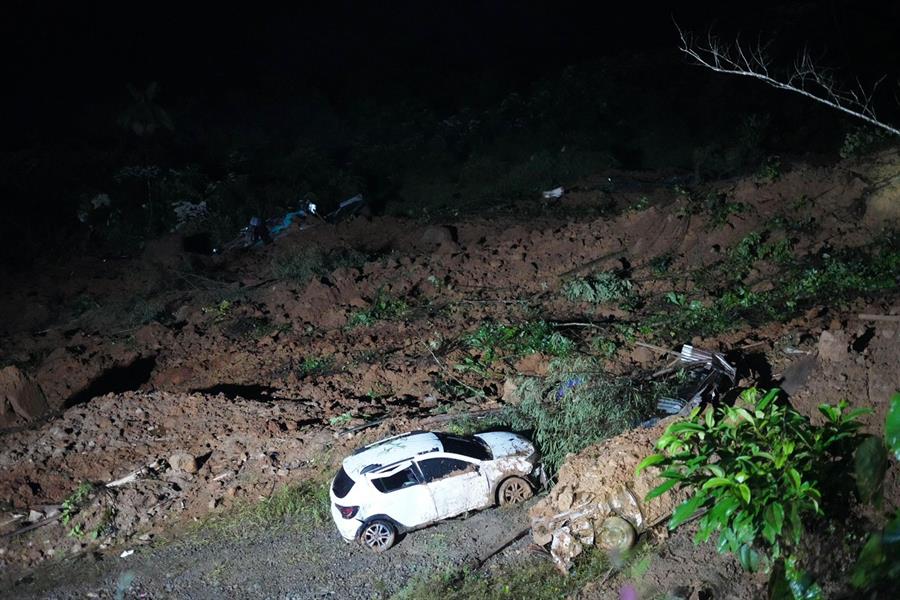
[169,452,198,474]
[818,330,849,363]
[0,366,49,426]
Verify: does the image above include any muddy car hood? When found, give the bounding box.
[474,432,534,459]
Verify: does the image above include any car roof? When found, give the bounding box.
[342,432,442,477]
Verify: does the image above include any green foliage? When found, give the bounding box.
[649,253,675,276]
[563,271,634,305]
[464,321,574,365]
[60,482,95,535]
[328,412,353,427]
[758,155,782,182]
[638,388,870,578]
[297,355,333,378]
[850,511,900,591]
[886,392,900,460]
[199,481,329,536]
[202,299,234,323]
[647,241,900,340]
[840,126,890,159]
[508,357,667,473]
[850,395,900,592]
[271,247,369,283]
[348,290,409,327]
[854,435,888,504]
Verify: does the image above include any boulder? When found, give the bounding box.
[0,366,49,426]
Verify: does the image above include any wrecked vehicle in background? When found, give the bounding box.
[531,345,735,572]
[330,430,542,552]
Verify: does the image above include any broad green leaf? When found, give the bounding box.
[735,408,756,425]
[738,543,761,572]
[635,453,666,475]
[646,477,679,501]
[708,495,740,525]
[669,493,707,529]
[737,484,751,504]
[669,422,705,435]
[854,435,888,504]
[787,468,802,492]
[701,477,734,490]
[707,464,725,478]
[756,388,779,411]
[705,408,715,429]
[887,392,900,460]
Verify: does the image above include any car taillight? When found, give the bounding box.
[336,504,358,519]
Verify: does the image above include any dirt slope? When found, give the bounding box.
[1,151,899,596]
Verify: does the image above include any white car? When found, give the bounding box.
[329,430,542,551]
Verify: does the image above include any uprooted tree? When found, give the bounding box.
[676,24,900,138]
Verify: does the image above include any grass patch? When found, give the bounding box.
[563,271,634,306]
[348,289,409,327]
[646,237,900,341]
[297,355,334,377]
[197,480,330,538]
[394,547,610,600]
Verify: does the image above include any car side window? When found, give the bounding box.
[372,466,420,493]
[417,457,474,482]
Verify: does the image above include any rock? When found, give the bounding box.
[0,366,49,426]
[818,330,849,362]
[419,226,456,247]
[629,345,656,366]
[502,379,520,404]
[27,510,44,523]
[169,452,198,474]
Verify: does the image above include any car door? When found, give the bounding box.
[416,455,491,519]
[369,461,437,528]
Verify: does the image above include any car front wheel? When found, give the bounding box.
[359,519,396,552]
[497,476,533,506]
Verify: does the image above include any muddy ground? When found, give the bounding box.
[1,151,899,598]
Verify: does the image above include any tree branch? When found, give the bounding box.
[675,23,900,137]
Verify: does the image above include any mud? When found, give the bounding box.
[1,150,899,596]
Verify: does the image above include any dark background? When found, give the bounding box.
[3,1,899,265]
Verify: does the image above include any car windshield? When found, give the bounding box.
[436,433,492,461]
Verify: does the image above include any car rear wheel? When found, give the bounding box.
[360,519,396,552]
[498,476,533,506]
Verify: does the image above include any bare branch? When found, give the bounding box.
[674,23,900,137]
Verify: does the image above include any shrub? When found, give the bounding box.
[508,357,667,473]
[563,271,633,305]
[348,289,408,327]
[638,388,870,590]
[464,321,574,364]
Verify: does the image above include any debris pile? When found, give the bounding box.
[530,418,689,572]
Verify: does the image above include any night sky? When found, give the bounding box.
[6,1,899,144]
[2,1,899,266]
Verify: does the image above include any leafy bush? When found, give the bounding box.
[850,392,900,593]
[563,271,633,305]
[347,289,408,327]
[840,126,890,159]
[465,321,574,363]
[637,388,870,589]
[508,357,667,472]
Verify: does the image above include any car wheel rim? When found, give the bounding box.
[363,523,391,549]
[503,479,528,504]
